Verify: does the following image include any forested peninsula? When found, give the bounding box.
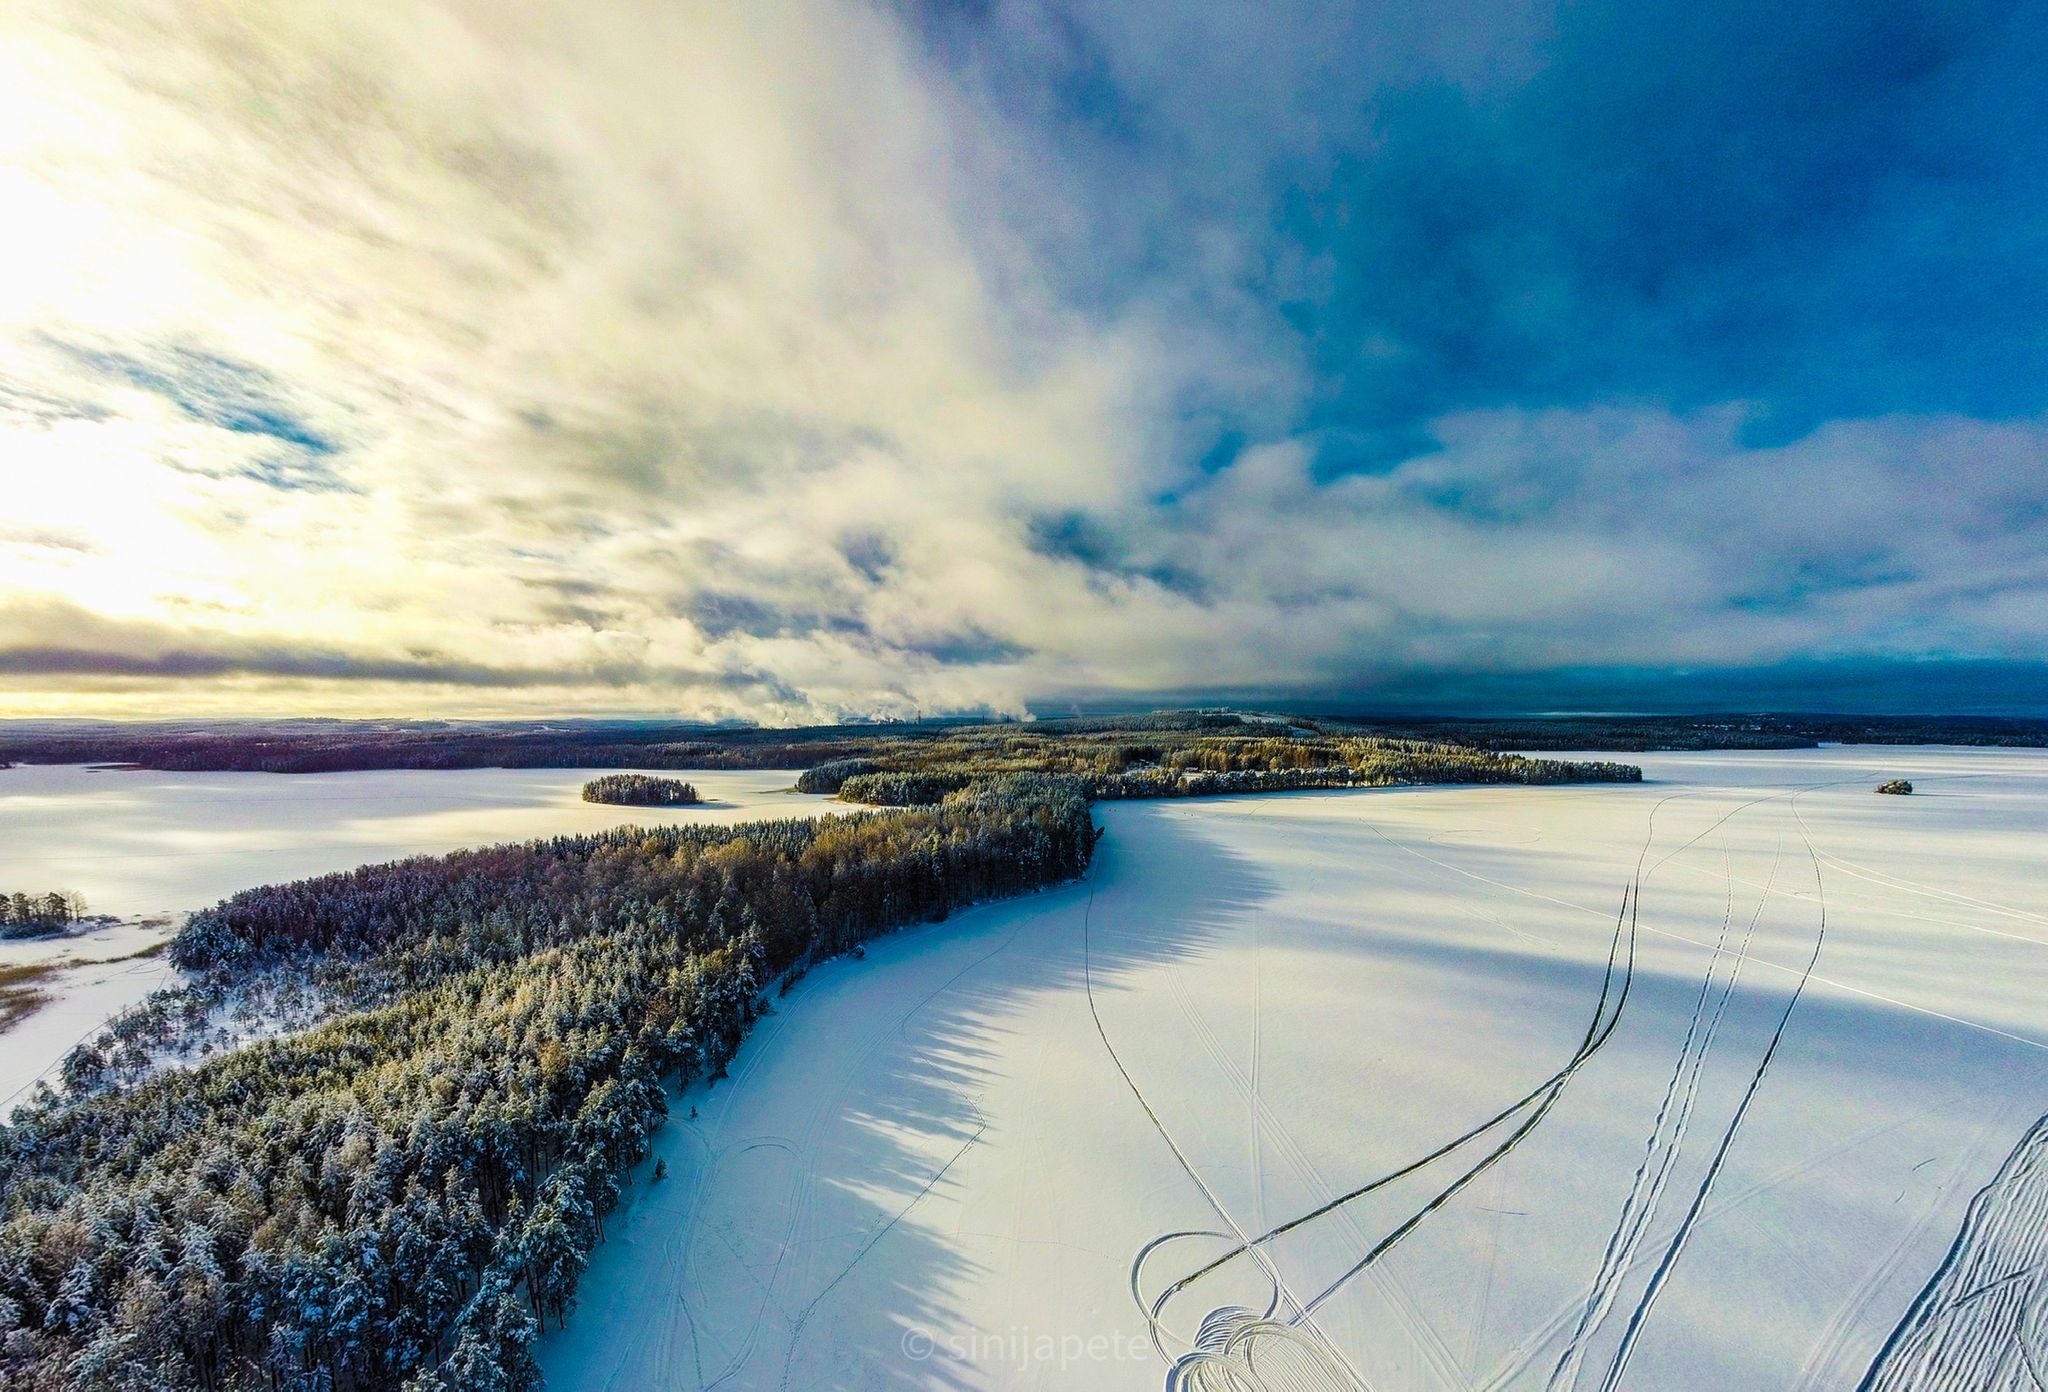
[0,713,1646,1390]
[0,777,1094,1391]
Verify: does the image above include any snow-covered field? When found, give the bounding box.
[0,765,838,1113]
[541,746,2048,1391]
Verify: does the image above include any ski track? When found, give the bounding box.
[1138,881,1634,1347]
[1785,776,2048,932]
[1857,1109,2048,1392]
[1547,842,1753,1390]
[1358,790,2048,1056]
[1788,1109,2011,1392]
[1550,829,1790,1389]
[776,1103,989,1391]
[1251,905,1266,1237]
[1468,1168,1509,1374]
[1478,1104,1967,1391]
[1590,815,1831,1392]
[1278,780,1865,1390]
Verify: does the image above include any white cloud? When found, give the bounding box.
[0,0,2041,718]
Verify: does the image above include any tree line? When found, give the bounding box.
[1,708,2038,776]
[1,892,87,940]
[826,735,1640,806]
[0,776,1096,1392]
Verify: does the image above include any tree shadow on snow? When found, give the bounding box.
[538,801,1279,1392]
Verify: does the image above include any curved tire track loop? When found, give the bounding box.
[1142,787,1780,1347]
[1154,930,1471,1386]
[1083,879,1368,1383]
[1168,1307,1361,1391]
[1119,791,1713,1389]
[1154,777,1860,1391]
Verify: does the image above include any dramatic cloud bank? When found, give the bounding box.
[3,0,2044,717]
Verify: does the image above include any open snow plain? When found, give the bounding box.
[542,747,2048,1391]
[0,765,838,1111]
[0,764,836,918]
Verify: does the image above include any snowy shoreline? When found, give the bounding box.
[0,766,846,1117]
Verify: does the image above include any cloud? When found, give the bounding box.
[0,598,810,718]
[0,0,2043,718]
[0,643,546,686]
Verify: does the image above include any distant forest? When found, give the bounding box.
[0,709,2040,776]
[1328,712,2048,752]
[802,726,1641,805]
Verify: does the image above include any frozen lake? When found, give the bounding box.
[0,763,837,918]
[536,746,2048,1390]
[0,764,841,1113]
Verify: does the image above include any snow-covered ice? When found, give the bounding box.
[540,746,2048,1390]
[0,764,839,918]
[0,764,840,1115]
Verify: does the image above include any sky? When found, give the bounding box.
[2,0,2045,720]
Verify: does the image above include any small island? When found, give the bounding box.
[581,774,703,807]
[1876,778,1914,795]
